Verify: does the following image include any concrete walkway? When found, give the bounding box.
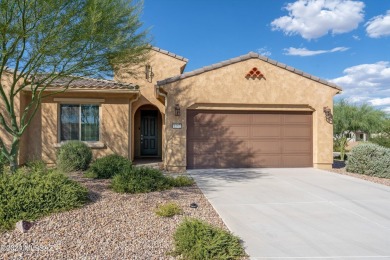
[189,168,390,260]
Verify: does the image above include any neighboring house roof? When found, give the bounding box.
[157,52,342,91]
[151,46,189,62]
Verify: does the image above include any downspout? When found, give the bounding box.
[155,84,168,168]
[129,91,140,161]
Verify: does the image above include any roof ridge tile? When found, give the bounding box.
[151,46,189,62]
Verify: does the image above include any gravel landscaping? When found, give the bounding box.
[1,172,243,259]
[330,160,390,187]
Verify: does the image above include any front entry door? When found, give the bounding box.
[141,110,158,156]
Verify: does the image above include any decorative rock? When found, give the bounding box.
[15,220,33,233]
[190,202,198,208]
[0,173,237,259]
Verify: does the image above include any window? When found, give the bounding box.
[60,104,100,141]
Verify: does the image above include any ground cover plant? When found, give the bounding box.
[168,175,195,187]
[111,167,194,194]
[172,218,246,260]
[0,163,88,231]
[85,154,132,179]
[155,202,183,217]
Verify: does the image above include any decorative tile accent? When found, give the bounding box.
[245,67,264,79]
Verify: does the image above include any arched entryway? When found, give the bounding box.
[134,104,162,159]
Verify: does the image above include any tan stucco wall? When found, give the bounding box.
[161,58,339,171]
[21,92,137,165]
[115,49,187,160]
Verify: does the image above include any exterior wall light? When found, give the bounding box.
[174,104,181,116]
[145,65,154,82]
[323,106,333,124]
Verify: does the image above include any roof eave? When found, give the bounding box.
[23,87,140,94]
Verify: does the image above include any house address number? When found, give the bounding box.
[172,123,182,129]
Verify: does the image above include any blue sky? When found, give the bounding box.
[141,0,390,113]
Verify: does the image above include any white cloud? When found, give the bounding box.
[330,62,390,111]
[331,62,390,88]
[284,46,349,56]
[365,10,390,38]
[369,97,390,106]
[352,35,360,40]
[271,0,365,40]
[257,47,271,56]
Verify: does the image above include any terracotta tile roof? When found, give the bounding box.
[151,46,189,62]
[38,76,139,91]
[157,52,342,91]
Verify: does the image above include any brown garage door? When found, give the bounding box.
[187,110,312,169]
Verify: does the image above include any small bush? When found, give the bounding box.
[87,154,132,179]
[111,167,171,194]
[168,175,195,187]
[0,167,88,231]
[155,202,183,217]
[172,218,246,260]
[347,143,390,178]
[57,141,92,172]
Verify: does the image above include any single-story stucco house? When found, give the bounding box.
[0,47,341,171]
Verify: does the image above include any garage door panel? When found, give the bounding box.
[283,141,312,153]
[220,113,251,124]
[283,126,311,138]
[252,114,282,124]
[282,155,312,167]
[251,155,282,167]
[187,140,218,154]
[250,140,282,154]
[218,154,252,168]
[191,113,220,124]
[188,126,223,138]
[225,126,251,138]
[283,114,311,124]
[187,154,219,169]
[218,140,248,153]
[187,110,312,169]
[252,126,282,138]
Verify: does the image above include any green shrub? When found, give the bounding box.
[172,218,246,260]
[57,141,92,172]
[155,202,183,217]
[26,160,47,173]
[347,143,390,178]
[0,167,88,231]
[168,175,195,187]
[370,136,390,148]
[111,167,172,194]
[87,154,132,179]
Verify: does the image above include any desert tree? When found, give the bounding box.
[333,99,387,160]
[0,0,150,171]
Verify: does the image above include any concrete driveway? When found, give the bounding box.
[188,168,390,259]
